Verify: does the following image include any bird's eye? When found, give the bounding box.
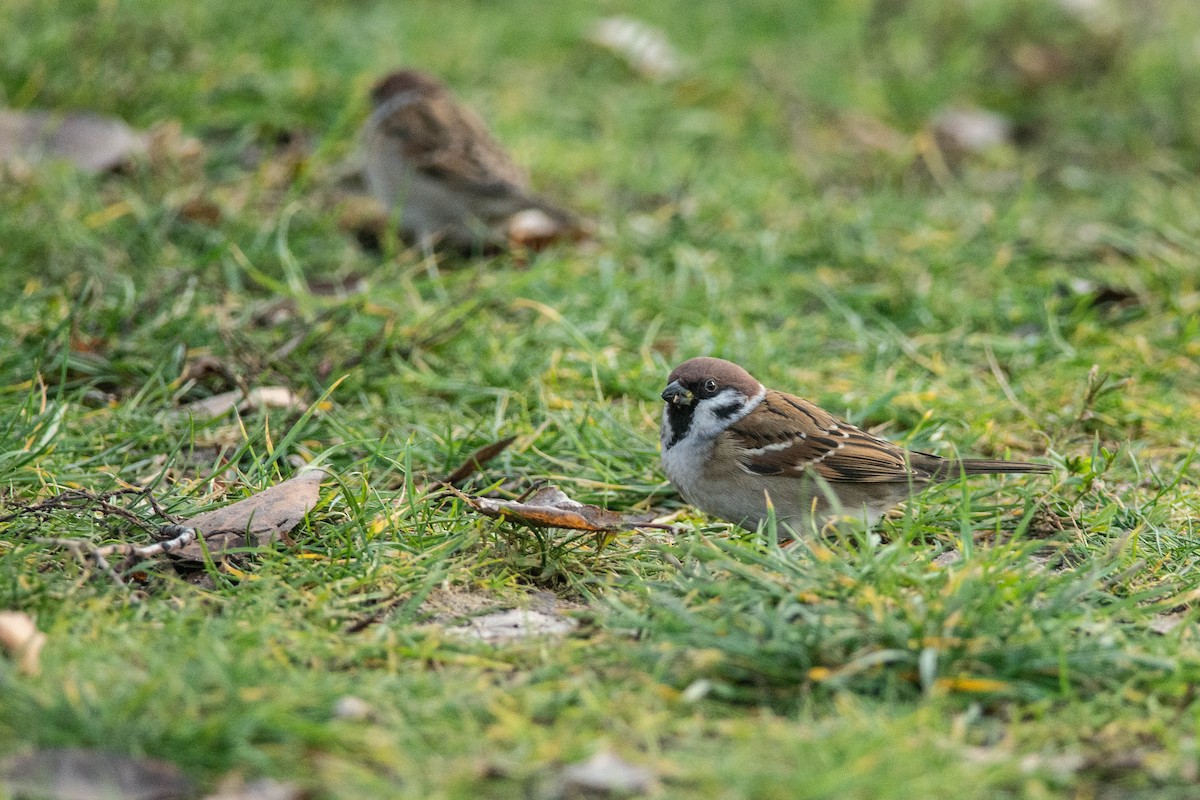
[703,379,718,394]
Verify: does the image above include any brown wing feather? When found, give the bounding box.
[727,391,938,484]
[377,94,529,195]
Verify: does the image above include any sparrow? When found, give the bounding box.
[660,357,1052,536]
[359,69,581,253]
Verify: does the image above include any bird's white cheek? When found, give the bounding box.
[686,387,761,440]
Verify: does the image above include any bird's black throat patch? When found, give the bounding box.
[664,402,694,448]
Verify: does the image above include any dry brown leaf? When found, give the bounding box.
[171,469,329,563]
[176,386,303,420]
[441,436,517,487]
[455,485,652,532]
[0,610,45,676]
[0,109,147,173]
[0,748,193,800]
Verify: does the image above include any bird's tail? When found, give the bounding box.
[939,458,1053,478]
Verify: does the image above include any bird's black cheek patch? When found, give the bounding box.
[712,401,743,420]
[664,404,694,448]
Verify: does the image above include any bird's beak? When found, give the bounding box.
[661,381,694,406]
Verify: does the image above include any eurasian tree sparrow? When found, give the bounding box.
[360,69,581,253]
[660,357,1052,536]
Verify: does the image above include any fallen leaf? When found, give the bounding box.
[171,468,329,563]
[203,776,303,800]
[175,387,304,420]
[558,750,655,797]
[0,610,45,676]
[447,609,577,642]
[587,16,683,81]
[0,109,147,173]
[440,436,516,487]
[0,748,193,800]
[456,485,651,532]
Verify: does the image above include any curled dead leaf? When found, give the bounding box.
[452,484,656,532]
[0,611,45,676]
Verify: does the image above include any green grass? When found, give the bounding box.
[3,0,1200,797]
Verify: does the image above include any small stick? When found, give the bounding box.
[35,537,128,587]
[34,525,202,586]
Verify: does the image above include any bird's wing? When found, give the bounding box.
[726,390,937,483]
[372,92,529,197]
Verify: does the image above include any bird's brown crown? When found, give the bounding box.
[369,69,447,107]
[668,357,761,397]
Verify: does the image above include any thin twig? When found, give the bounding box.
[35,537,128,587]
[0,488,158,530]
[34,525,210,586]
